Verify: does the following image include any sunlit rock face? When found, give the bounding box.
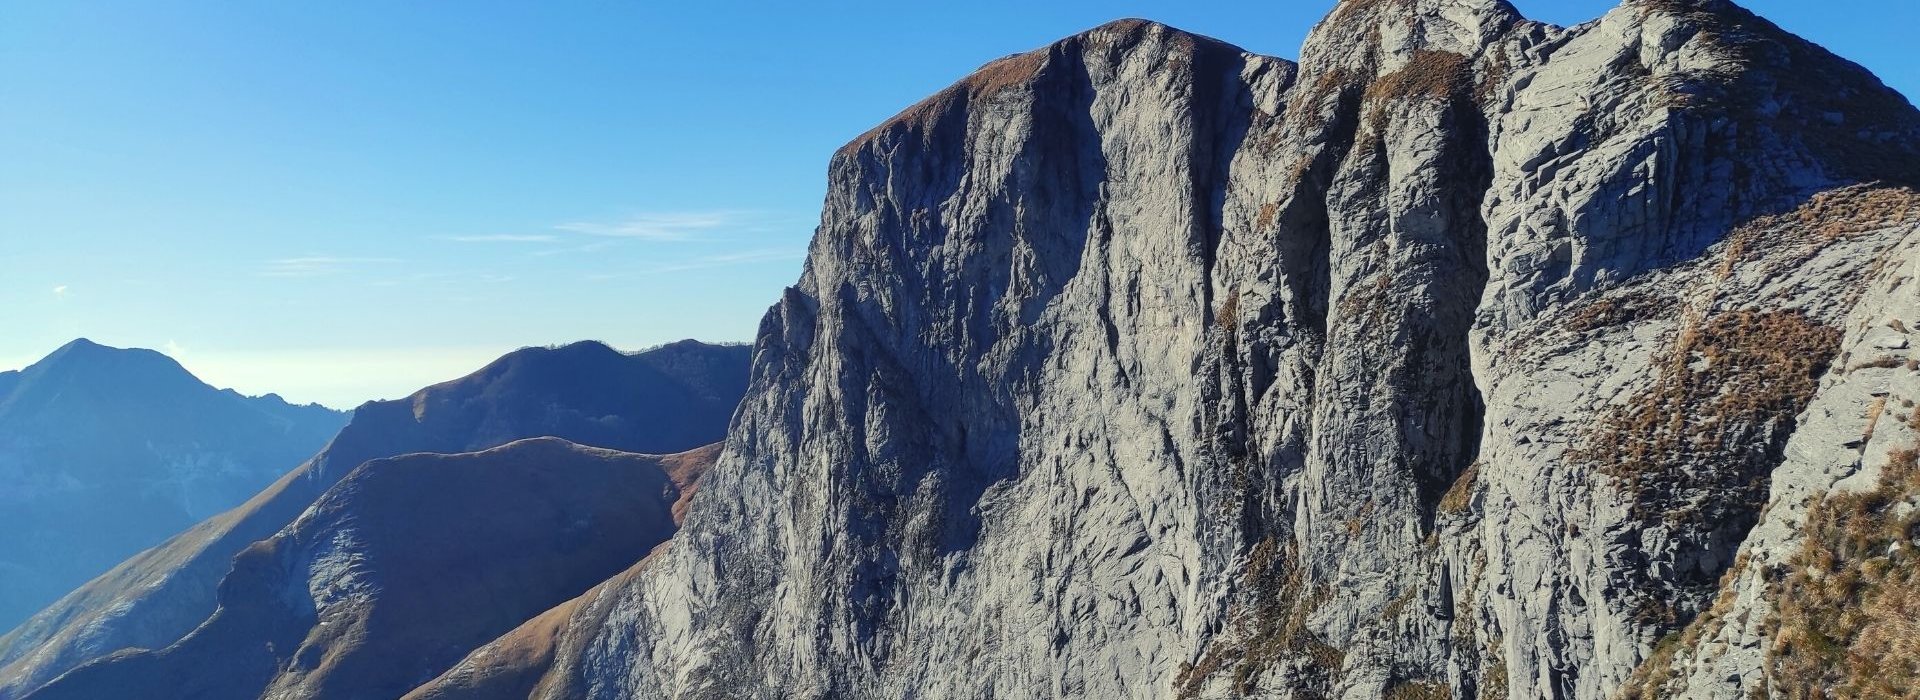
[422,2,1918,699]
[13,0,1920,697]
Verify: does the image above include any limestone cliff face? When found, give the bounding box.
[415,2,1919,699]
[14,1,1915,698]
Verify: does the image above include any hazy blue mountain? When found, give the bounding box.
[0,339,348,631]
[0,339,751,699]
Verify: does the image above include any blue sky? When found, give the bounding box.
[3,0,1913,408]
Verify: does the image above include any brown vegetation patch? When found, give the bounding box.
[1385,679,1449,700]
[1283,68,1360,134]
[1337,274,1396,331]
[1364,50,1473,131]
[1255,202,1279,231]
[1576,310,1840,630]
[1720,185,1920,279]
[1853,356,1907,373]
[1176,537,1344,698]
[1478,641,1510,700]
[837,50,1048,157]
[1475,49,1510,103]
[1331,0,1408,23]
[1563,292,1672,334]
[1634,0,1920,184]
[1582,310,1840,518]
[1765,447,1920,698]
[1216,292,1241,332]
[1617,553,1753,699]
[1438,461,1479,515]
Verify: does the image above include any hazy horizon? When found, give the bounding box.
[6,0,1913,407]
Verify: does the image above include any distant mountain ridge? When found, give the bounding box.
[0,339,751,700]
[21,437,718,700]
[0,339,348,632]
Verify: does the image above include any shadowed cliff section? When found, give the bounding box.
[0,340,749,700]
[402,445,718,700]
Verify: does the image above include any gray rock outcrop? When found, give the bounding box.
[11,1,1915,698]
[421,3,1918,698]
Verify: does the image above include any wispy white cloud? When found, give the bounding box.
[438,234,558,243]
[532,240,617,257]
[258,256,401,278]
[51,285,68,298]
[643,248,806,274]
[365,270,514,288]
[553,211,762,242]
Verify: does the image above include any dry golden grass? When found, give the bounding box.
[1720,186,1920,280]
[1177,537,1345,698]
[1853,356,1907,373]
[1438,461,1480,515]
[1216,292,1241,332]
[1766,447,1920,698]
[1633,0,1920,184]
[838,50,1048,157]
[1255,202,1279,231]
[1864,395,1890,443]
[1337,274,1396,331]
[1330,0,1408,23]
[1364,50,1473,131]
[1564,292,1672,334]
[1581,310,1841,514]
[1617,553,1752,699]
[1478,646,1509,700]
[1385,680,1449,700]
[1575,310,1840,629]
[1284,68,1360,133]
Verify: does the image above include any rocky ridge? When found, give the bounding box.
[6,0,1917,697]
[414,2,1918,699]
[22,437,717,700]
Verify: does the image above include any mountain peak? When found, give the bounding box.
[835,19,1254,160]
[41,337,170,366]
[9,339,199,404]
